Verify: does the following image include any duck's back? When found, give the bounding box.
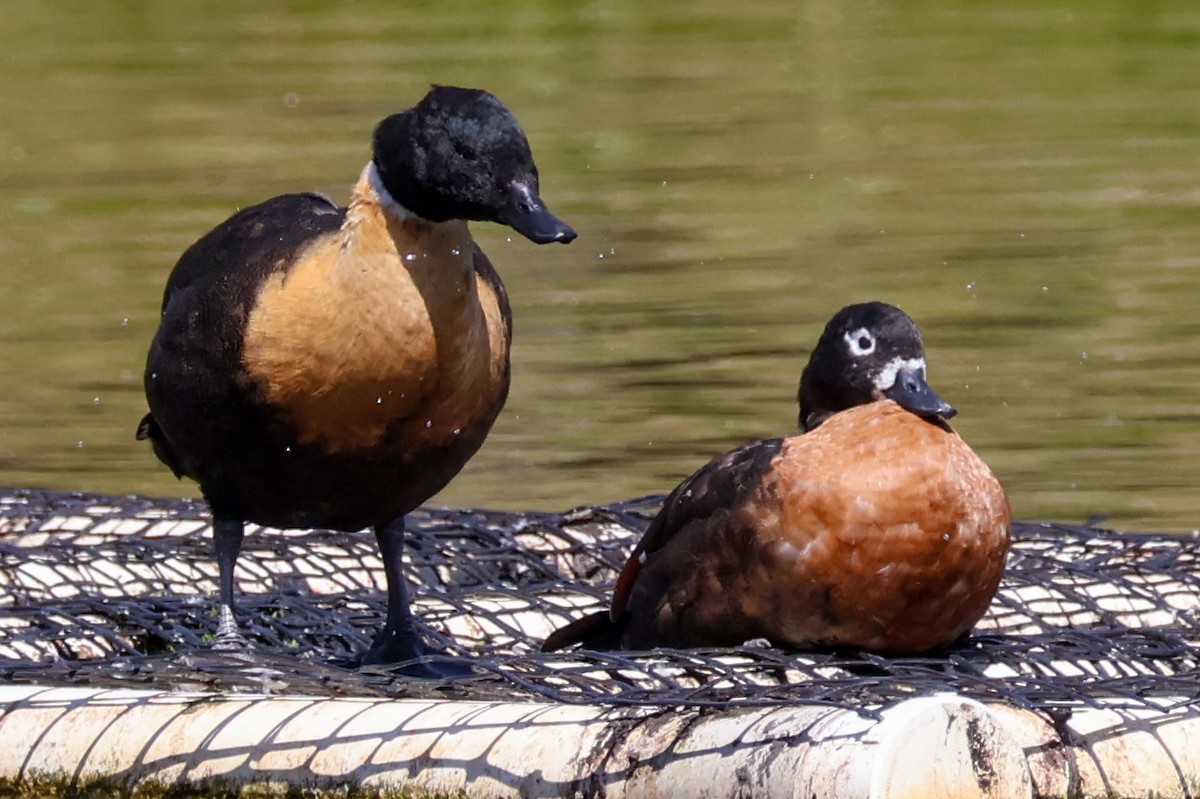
[159,193,345,310]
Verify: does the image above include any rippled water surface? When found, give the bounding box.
[2,2,1200,531]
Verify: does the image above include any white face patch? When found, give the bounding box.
[873,356,927,392]
[364,162,417,220]
[843,327,877,357]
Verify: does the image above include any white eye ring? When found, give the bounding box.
[844,327,876,357]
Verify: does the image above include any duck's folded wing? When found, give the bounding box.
[158,192,344,312]
[610,437,784,618]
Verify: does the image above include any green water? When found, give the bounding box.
[2,1,1200,531]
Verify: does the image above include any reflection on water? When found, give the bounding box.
[2,2,1200,531]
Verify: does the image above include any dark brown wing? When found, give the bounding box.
[610,437,784,618]
[541,438,784,652]
[139,193,345,480]
[155,192,342,312]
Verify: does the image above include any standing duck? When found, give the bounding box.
[543,302,1010,654]
[139,86,576,673]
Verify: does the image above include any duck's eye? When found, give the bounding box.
[844,328,876,357]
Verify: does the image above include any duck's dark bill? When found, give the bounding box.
[885,366,957,420]
[499,182,577,244]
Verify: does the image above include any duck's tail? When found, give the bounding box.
[541,609,627,652]
[136,413,185,479]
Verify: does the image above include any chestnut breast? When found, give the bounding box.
[241,207,509,457]
[753,401,1010,651]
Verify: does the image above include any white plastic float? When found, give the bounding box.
[0,686,1031,798]
[4,685,1200,798]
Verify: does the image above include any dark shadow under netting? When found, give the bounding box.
[0,488,1197,720]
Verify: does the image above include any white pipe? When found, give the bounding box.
[0,686,1032,799]
[991,700,1200,799]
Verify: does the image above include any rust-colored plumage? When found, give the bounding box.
[544,302,1011,654]
[615,402,1009,651]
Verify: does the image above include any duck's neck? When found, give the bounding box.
[336,161,487,385]
[340,162,476,281]
[350,161,417,222]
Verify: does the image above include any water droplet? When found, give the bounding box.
[1042,286,1049,292]
[661,180,667,187]
[1019,233,1026,240]
[452,428,461,436]
[451,247,461,256]
[121,318,129,327]
[92,397,100,405]
[283,92,300,108]
[150,372,158,380]
[425,420,432,429]
[965,282,975,291]
[404,253,416,261]
[942,533,950,541]
[76,441,85,449]
[284,446,292,454]
[597,252,604,259]
[375,397,383,404]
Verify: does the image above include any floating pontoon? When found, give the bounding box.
[0,489,1197,798]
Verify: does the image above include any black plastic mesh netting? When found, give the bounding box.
[0,487,1197,717]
